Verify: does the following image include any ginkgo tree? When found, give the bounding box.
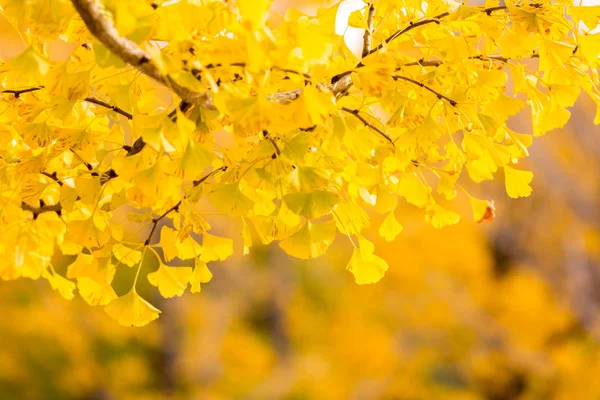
[0,0,599,326]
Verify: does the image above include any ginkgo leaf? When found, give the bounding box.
[251,206,301,245]
[207,183,254,217]
[159,226,202,261]
[468,196,496,223]
[65,217,111,250]
[346,238,389,285]
[44,270,76,300]
[200,232,233,262]
[279,220,336,259]
[504,165,533,198]
[104,289,161,327]
[425,203,461,228]
[237,0,270,27]
[112,243,142,267]
[333,202,370,236]
[568,5,600,30]
[147,264,193,298]
[284,190,339,220]
[67,253,95,279]
[189,259,213,294]
[177,139,213,179]
[77,277,118,306]
[398,173,430,208]
[159,226,179,262]
[347,9,368,29]
[379,212,403,241]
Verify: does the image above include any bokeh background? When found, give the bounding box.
[2,0,600,399]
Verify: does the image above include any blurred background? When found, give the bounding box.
[3,0,600,399]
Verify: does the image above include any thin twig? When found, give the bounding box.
[2,86,44,97]
[21,201,62,219]
[341,107,393,144]
[263,130,281,159]
[40,171,63,186]
[145,166,228,245]
[392,75,457,106]
[144,202,181,245]
[369,6,507,57]
[362,3,376,58]
[167,100,193,121]
[367,12,449,57]
[397,52,540,69]
[84,96,133,119]
[332,5,509,84]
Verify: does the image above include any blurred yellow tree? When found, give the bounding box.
[1,0,600,327]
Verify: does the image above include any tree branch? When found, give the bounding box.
[2,86,44,98]
[71,0,213,109]
[22,201,62,219]
[391,75,457,106]
[84,96,133,119]
[341,107,393,144]
[368,6,507,57]
[362,3,376,58]
[145,166,228,245]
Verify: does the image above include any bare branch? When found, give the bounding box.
[145,166,228,245]
[362,3,376,58]
[263,130,281,158]
[341,107,393,145]
[84,96,133,119]
[22,201,62,219]
[397,52,540,69]
[392,75,457,106]
[2,86,44,97]
[369,6,507,57]
[71,0,213,109]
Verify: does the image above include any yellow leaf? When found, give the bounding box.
[159,226,179,262]
[279,220,336,259]
[147,263,193,298]
[379,212,403,241]
[579,33,600,65]
[189,258,213,294]
[568,6,600,30]
[398,173,430,208]
[66,253,94,279]
[333,202,370,236]
[44,270,75,300]
[104,289,161,327]
[112,243,142,267]
[283,190,339,220]
[468,196,496,223]
[251,205,301,245]
[207,182,254,217]
[65,217,111,250]
[539,39,574,72]
[159,226,202,261]
[504,165,533,199]
[425,204,460,228]
[287,166,331,192]
[346,238,389,284]
[177,139,213,180]
[237,0,270,27]
[347,9,368,29]
[201,232,233,262]
[77,277,118,306]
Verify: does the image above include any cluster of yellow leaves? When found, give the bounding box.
[0,0,599,326]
